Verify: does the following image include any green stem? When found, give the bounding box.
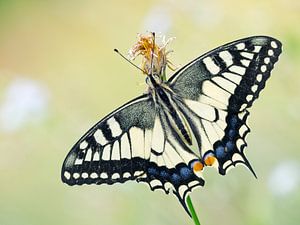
[161,67,167,82]
[187,196,201,225]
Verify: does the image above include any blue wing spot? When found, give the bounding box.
[160,170,169,179]
[215,146,226,158]
[230,115,238,128]
[226,141,235,151]
[171,173,181,184]
[148,167,159,176]
[180,167,192,180]
[228,129,236,139]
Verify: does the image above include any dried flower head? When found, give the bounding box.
[129,33,176,77]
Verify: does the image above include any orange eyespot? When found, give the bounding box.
[193,161,204,172]
[204,155,216,166]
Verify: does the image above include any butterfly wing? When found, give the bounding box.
[61,93,204,215]
[61,94,156,185]
[62,36,282,216]
[168,36,282,175]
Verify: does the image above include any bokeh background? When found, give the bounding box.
[0,1,299,225]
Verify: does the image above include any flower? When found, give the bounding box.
[128,33,176,77]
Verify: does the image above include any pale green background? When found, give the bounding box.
[0,1,299,225]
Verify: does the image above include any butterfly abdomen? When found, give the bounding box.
[156,86,192,145]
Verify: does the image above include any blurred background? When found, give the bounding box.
[0,0,299,225]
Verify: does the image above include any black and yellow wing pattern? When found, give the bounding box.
[61,36,281,215]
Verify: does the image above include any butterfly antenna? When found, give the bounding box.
[114,48,145,74]
[150,32,155,76]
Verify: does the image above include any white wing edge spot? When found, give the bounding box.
[223,161,232,170]
[271,41,278,48]
[268,49,274,56]
[257,74,263,82]
[188,180,199,188]
[100,172,108,179]
[134,171,144,176]
[178,185,188,198]
[123,172,131,178]
[73,173,80,179]
[164,182,174,192]
[150,179,162,188]
[64,171,71,179]
[91,172,98,179]
[112,173,120,179]
[232,153,244,162]
[236,139,245,150]
[240,103,247,111]
[239,124,249,136]
[261,65,267,73]
[246,95,253,102]
[264,57,270,64]
[251,84,258,92]
[82,172,88,178]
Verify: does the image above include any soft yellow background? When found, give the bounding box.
[0,1,299,225]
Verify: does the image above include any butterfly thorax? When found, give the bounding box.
[146,74,193,147]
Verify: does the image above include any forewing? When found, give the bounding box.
[168,36,282,175]
[61,94,156,185]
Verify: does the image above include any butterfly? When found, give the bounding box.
[61,35,282,216]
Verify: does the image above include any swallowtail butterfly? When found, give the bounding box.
[61,34,282,215]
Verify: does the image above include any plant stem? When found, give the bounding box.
[187,196,201,225]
